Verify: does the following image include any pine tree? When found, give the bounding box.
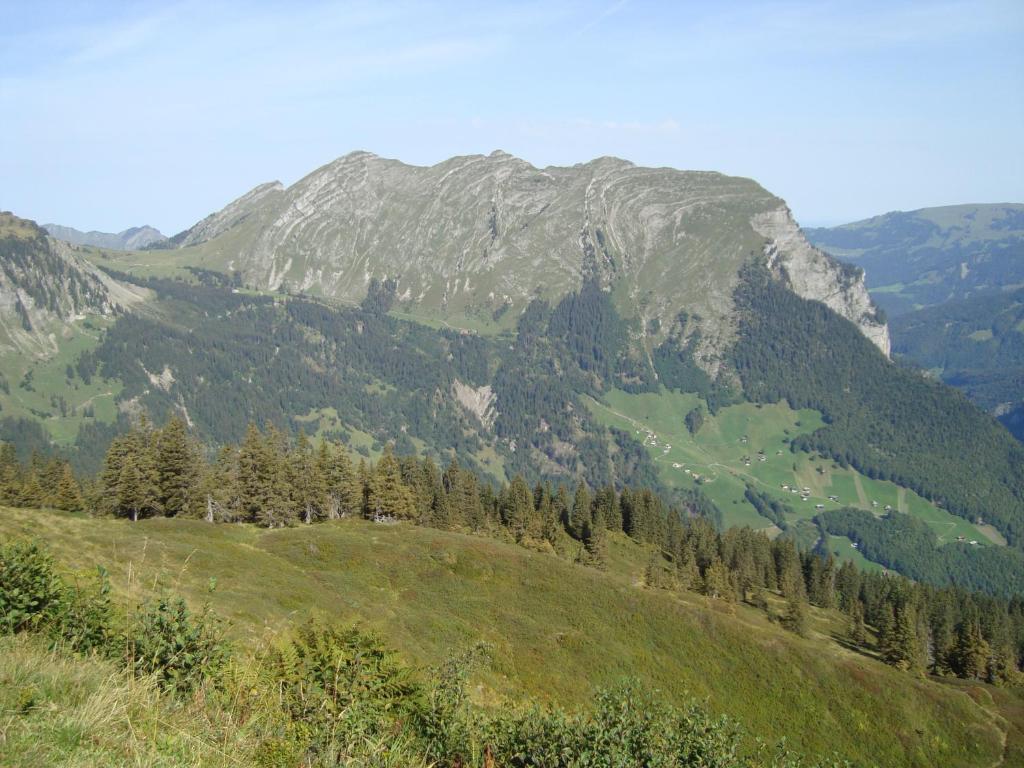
[116,453,148,522]
[884,603,920,671]
[367,446,415,520]
[499,475,535,541]
[569,484,592,541]
[581,503,607,568]
[0,442,21,504]
[290,432,328,524]
[849,601,868,646]
[951,620,991,679]
[876,604,896,660]
[19,470,44,508]
[329,450,363,519]
[677,543,700,592]
[782,595,808,637]
[53,463,83,512]
[155,416,198,517]
[703,556,732,600]
[199,445,237,522]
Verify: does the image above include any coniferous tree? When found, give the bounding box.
[849,601,868,646]
[581,502,607,568]
[782,594,808,636]
[703,556,732,601]
[53,463,83,512]
[569,484,592,541]
[367,445,415,520]
[951,620,991,679]
[290,432,328,524]
[677,543,700,592]
[155,416,199,517]
[500,475,535,541]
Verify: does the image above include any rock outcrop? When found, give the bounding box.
[0,213,148,355]
[171,151,891,357]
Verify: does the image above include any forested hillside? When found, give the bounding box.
[730,265,1024,552]
[890,287,1024,440]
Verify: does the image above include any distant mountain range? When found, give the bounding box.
[807,204,1024,440]
[43,222,167,251]
[804,203,1024,316]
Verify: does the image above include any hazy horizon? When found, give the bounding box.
[3,0,1022,234]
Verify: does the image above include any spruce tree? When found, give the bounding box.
[367,446,415,520]
[290,432,328,524]
[581,503,607,568]
[677,543,700,592]
[155,416,198,518]
[782,594,808,637]
[703,557,732,600]
[0,443,21,504]
[53,463,83,512]
[951,620,991,679]
[569,484,592,541]
[849,601,868,646]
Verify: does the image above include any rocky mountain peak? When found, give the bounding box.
[167,153,891,358]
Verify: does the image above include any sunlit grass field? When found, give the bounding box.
[0,505,1013,767]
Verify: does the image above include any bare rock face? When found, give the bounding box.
[0,213,148,355]
[173,152,890,357]
[753,208,891,356]
[452,379,497,429]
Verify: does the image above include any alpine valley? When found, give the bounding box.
[2,153,1023,767]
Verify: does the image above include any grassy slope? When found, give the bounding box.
[0,506,1012,767]
[0,317,120,445]
[586,387,997,549]
[0,634,245,768]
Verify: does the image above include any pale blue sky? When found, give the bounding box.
[2,0,1021,234]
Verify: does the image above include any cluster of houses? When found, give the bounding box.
[636,428,670,455]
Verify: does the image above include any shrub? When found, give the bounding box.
[0,539,64,634]
[127,595,228,694]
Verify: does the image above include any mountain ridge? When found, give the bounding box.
[158,150,889,361]
[43,222,167,251]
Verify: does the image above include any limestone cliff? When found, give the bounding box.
[170,152,890,357]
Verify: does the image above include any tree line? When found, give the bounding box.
[2,414,1021,686]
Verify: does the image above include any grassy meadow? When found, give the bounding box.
[0,505,1015,767]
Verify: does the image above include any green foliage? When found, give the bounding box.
[483,680,755,768]
[0,539,64,633]
[731,265,1024,548]
[263,619,422,752]
[127,594,228,694]
[817,507,1024,597]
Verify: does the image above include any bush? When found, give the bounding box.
[127,595,228,694]
[0,539,64,634]
[483,680,749,767]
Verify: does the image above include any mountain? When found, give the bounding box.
[0,212,147,357]
[44,222,167,250]
[804,203,1024,316]
[806,204,1024,440]
[2,155,1024,593]
[889,287,1024,439]
[163,151,890,359]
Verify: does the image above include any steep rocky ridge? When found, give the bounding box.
[0,213,148,356]
[44,223,167,250]
[167,151,889,360]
